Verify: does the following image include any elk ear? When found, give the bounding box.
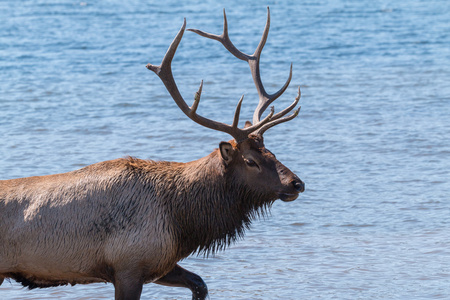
[244,121,252,128]
[219,141,235,164]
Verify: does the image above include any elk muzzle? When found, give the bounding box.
[293,177,305,193]
[278,175,304,202]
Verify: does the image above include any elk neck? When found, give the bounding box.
[139,148,275,258]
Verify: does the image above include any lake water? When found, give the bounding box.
[1,0,449,299]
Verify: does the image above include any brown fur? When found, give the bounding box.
[0,137,303,299]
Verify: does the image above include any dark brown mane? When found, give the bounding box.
[121,153,274,257]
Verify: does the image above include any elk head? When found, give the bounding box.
[147,8,304,202]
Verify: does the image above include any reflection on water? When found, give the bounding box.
[1,0,449,299]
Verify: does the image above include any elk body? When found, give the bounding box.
[0,8,304,300]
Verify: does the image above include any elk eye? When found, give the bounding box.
[244,158,258,168]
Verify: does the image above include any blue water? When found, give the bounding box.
[1,0,450,299]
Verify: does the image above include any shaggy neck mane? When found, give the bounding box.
[126,150,274,257]
[176,151,274,256]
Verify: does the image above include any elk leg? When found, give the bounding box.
[113,270,143,300]
[155,264,208,300]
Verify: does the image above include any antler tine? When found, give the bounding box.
[257,106,301,137]
[146,19,188,108]
[187,9,250,62]
[248,6,270,104]
[253,7,270,58]
[252,63,293,124]
[190,80,203,115]
[232,95,244,129]
[243,106,275,135]
[267,85,301,122]
[146,19,249,142]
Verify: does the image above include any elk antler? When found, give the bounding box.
[187,7,300,136]
[147,8,300,143]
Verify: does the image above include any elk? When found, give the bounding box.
[0,8,304,300]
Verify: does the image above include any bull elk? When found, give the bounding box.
[0,8,304,300]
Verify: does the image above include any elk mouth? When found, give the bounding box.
[278,193,299,202]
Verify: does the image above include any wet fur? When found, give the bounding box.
[0,143,277,291]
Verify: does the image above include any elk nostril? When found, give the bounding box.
[292,179,305,193]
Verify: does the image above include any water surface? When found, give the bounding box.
[1,0,449,299]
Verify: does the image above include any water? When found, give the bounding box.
[1,0,449,299]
